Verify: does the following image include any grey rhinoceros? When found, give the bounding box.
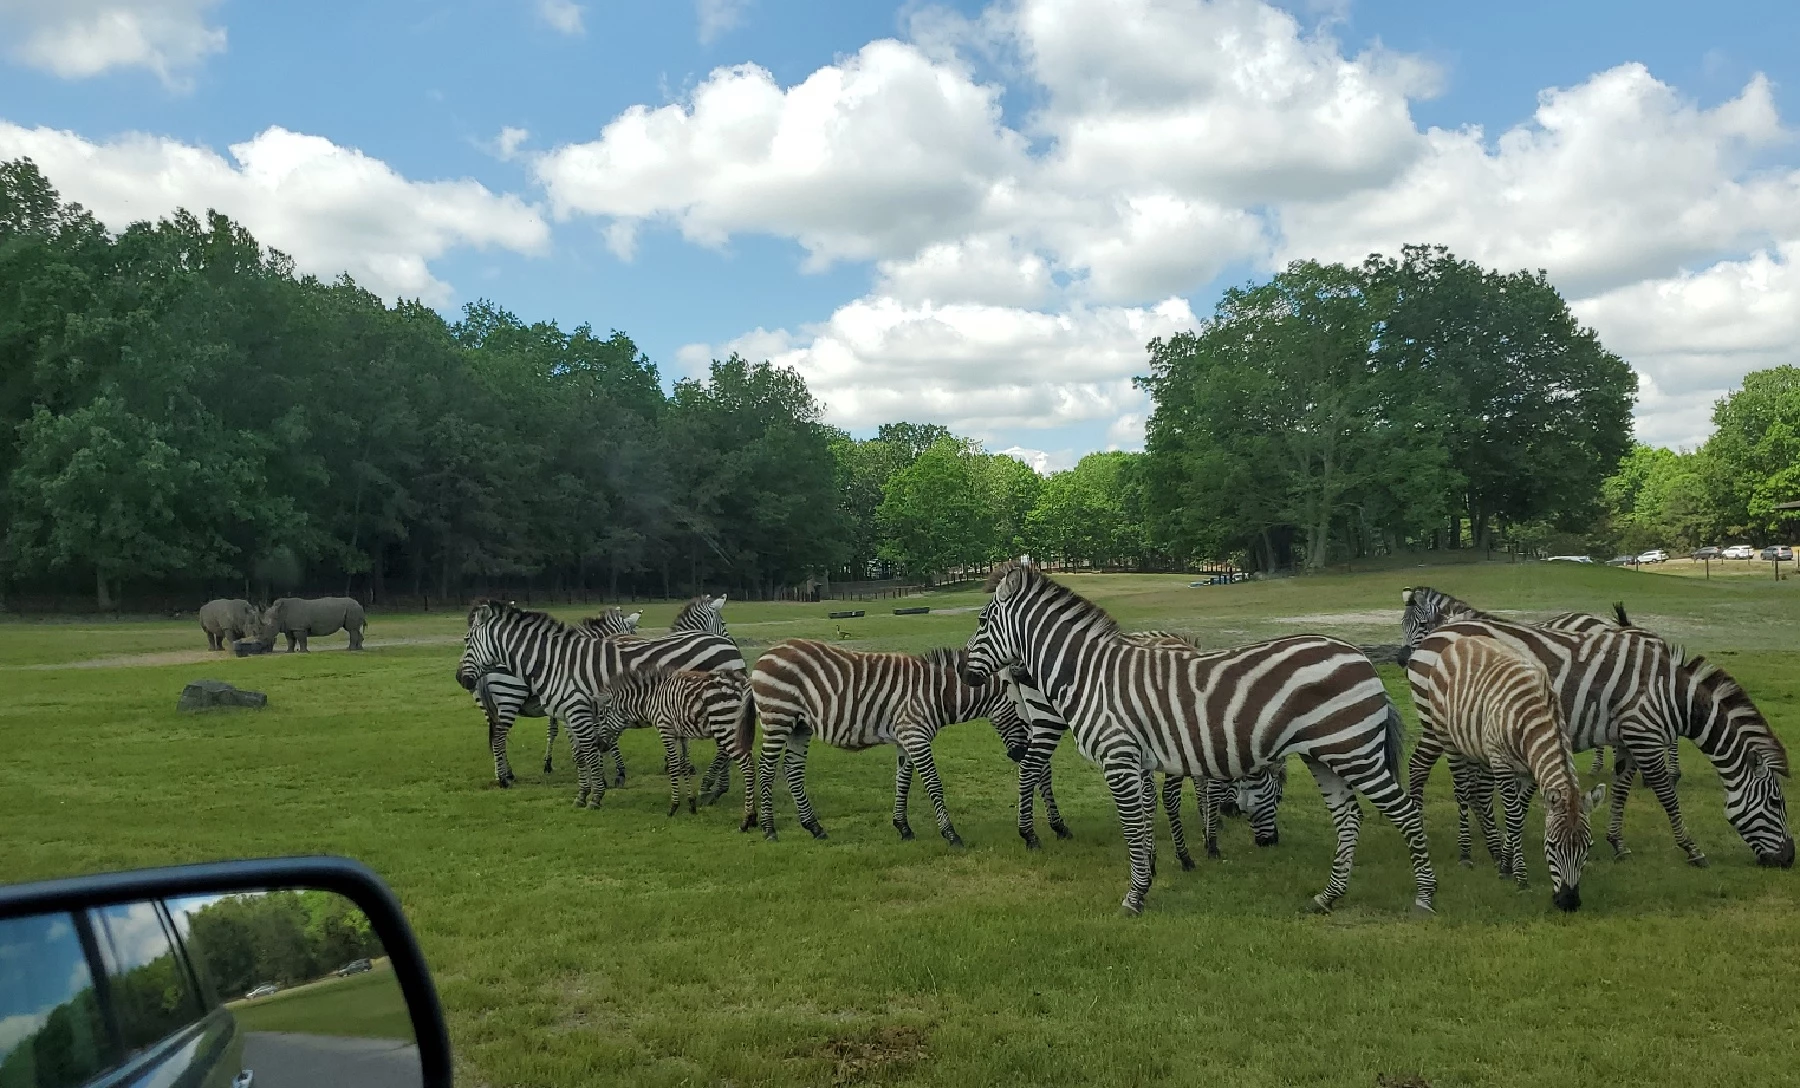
[258,597,367,652]
[198,598,260,651]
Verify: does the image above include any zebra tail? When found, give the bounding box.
[734,687,757,757]
[1383,702,1404,781]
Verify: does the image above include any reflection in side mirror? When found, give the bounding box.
[0,857,448,1088]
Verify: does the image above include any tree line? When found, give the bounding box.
[7,156,1772,609]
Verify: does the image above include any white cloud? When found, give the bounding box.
[0,0,225,87]
[697,0,750,45]
[998,446,1068,474]
[494,125,531,161]
[551,0,1800,454]
[537,0,584,36]
[0,122,550,304]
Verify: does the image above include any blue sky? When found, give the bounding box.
[3,0,1798,469]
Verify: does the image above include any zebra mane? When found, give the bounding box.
[577,606,637,635]
[986,560,1122,639]
[1612,601,1633,627]
[1682,653,1789,777]
[1402,586,1492,624]
[918,646,966,672]
[468,598,562,629]
[1127,628,1198,648]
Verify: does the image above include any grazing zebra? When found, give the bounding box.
[474,606,639,787]
[1006,630,1288,869]
[747,639,1034,845]
[1402,610,1793,868]
[457,601,743,807]
[1400,588,1682,783]
[964,561,1435,916]
[1406,630,1605,910]
[604,667,756,827]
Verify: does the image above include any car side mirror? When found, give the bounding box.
[0,856,450,1088]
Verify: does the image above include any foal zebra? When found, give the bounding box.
[475,606,638,786]
[747,639,1033,845]
[604,667,755,827]
[965,561,1435,915]
[1006,630,1288,869]
[1406,631,1604,910]
[458,601,742,807]
[1403,612,1792,868]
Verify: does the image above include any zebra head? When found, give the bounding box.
[923,648,1029,762]
[1397,587,1477,666]
[458,599,517,691]
[579,607,640,637]
[1542,783,1606,912]
[672,594,729,637]
[961,563,1034,687]
[1682,656,1793,867]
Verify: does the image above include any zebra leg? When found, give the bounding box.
[489,707,517,788]
[1605,747,1637,859]
[735,741,757,833]
[891,747,916,841]
[1037,762,1071,840]
[1589,746,1607,777]
[542,715,559,775]
[1201,778,1223,859]
[1666,737,1682,788]
[1102,752,1156,915]
[1500,776,1533,888]
[563,706,607,809]
[1407,730,1446,805]
[1139,770,1158,879]
[783,734,827,840]
[903,730,964,847]
[1161,775,1194,871]
[1247,768,1282,848]
[756,729,785,841]
[1354,761,1438,915]
[1301,756,1363,914]
[1016,736,1058,848]
[699,747,731,804]
[1449,760,1477,867]
[660,730,685,817]
[1625,732,1707,867]
[1458,759,1504,871]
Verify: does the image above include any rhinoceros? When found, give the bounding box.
[199,598,260,651]
[259,597,367,652]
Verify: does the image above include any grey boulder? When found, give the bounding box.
[179,679,268,712]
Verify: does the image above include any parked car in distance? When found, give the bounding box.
[1637,549,1669,563]
[335,957,374,977]
[245,982,280,999]
[1763,545,1795,562]
[1606,554,1638,567]
[1723,544,1756,559]
[1545,555,1594,563]
[1691,546,1722,561]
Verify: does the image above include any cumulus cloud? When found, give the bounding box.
[537,0,584,36]
[0,0,226,87]
[0,122,550,304]
[494,125,531,161]
[998,446,1061,475]
[697,0,750,45]
[553,0,1800,455]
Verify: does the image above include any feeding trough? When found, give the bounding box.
[893,606,930,615]
[828,610,866,619]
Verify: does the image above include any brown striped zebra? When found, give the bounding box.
[964,561,1435,915]
[1405,630,1606,910]
[1402,612,1792,868]
[1400,588,1680,781]
[457,601,743,808]
[605,667,755,827]
[746,639,1033,845]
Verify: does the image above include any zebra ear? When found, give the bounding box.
[1401,588,1415,605]
[626,611,642,629]
[1582,783,1607,813]
[711,596,727,612]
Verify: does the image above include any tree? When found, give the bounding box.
[1703,365,1800,540]
[877,438,994,579]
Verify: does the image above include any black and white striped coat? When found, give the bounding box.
[474,606,639,786]
[458,601,743,807]
[747,639,1033,846]
[964,561,1435,915]
[605,667,755,827]
[1404,615,1792,868]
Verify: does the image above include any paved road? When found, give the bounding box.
[242,1032,422,1088]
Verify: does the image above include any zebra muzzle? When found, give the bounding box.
[1552,885,1581,912]
[1006,745,1028,763]
[1758,838,1795,868]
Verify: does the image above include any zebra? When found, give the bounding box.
[964,560,1436,916]
[1400,588,1681,783]
[1405,629,1606,910]
[746,639,1035,845]
[1006,630,1288,869]
[670,593,730,637]
[457,601,743,807]
[1402,612,1793,869]
[474,606,638,787]
[604,667,756,827]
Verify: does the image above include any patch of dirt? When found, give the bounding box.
[4,635,461,671]
[804,1026,930,1086]
[1265,610,1402,626]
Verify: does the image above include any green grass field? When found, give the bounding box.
[231,961,414,1040]
[2,562,1797,1087]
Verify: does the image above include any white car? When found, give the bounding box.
[1545,555,1594,563]
[1637,549,1669,563]
[1723,544,1756,559]
[244,983,280,1000]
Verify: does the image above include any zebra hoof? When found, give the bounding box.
[895,825,915,841]
[1610,843,1632,860]
[803,822,828,840]
[1021,832,1042,850]
[543,761,554,774]
[1119,896,1144,917]
[1306,896,1333,915]
[1458,857,1475,869]
[1178,853,1195,872]
[1254,832,1279,848]
[667,804,679,817]
[944,831,965,848]
[763,828,778,841]
[1688,854,1710,869]
[496,778,512,789]
[1051,822,1073,840]
[739,817,754,832]
[1411,901,1437,917]
[688,798,697,814]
